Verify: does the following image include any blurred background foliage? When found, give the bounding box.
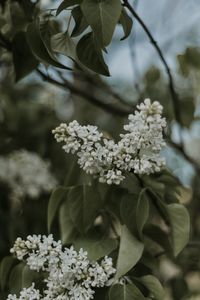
[1,0,200,299]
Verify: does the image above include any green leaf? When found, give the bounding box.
[76,32,109,76]
[47,186,69,232]
[94,288,109,300]
[115,225,144,279]
[136,189,149,240]
[138,275,165,300]
[121,173,141,195]
[51,32,76,61]
[167,203,190,256]
[179,96,195,128]
[170,277,189,300]
[109,283,146,300]
[0,256,17,290]
[68,185,103,233]
[119,9,133,40]
[74,237,118,260]
[22,266,41,289]
[81,0,122,47]
[12,32,39,81]
[56,0,82,16]
[59,199,78,244]
[26,21,70,69]
[71,6,88,37]
[120,193,138,234]
[9,262,25,294]
[144,224,172,254]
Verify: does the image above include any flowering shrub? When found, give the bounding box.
[0,99,190,300]
[0,0,194,298]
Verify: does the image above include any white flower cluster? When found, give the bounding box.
[7,284,40,300]
[0,150,57,201]
[53,99,166,185]
[8,234,116,300]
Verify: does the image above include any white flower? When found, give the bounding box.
[52,99,166,185]
[7,283,41,300]
[8,235,116,300]
[0,150,57,201]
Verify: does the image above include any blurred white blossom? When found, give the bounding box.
[53,99,166,185]
[0,150,57,201]
[8,234,116,300]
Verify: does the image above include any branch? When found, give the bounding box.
[123,0,183,130]
[168,139,200,174]
[37,69,132,117]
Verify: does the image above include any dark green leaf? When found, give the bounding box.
[119,9,133,40]
[0,256,17,290]
[115,225,144,279]
[51,32,76,61]
[59,199,79,244]
[47,186,69,232]
[12,32,39,81]
[136,189,149,240]
[170,277,189,300]
[167,203,190,256]
[109,283,146,300]
[76,32,109,76]
[71,6,88,37]
[138,275,165,300]
[121,173,141,195]
[22,266,41,289]
[56,0,82,16]
[74,236,118,260]
[26,21,70,69]
[81,0,122,47]
[120,193,138,234]
[68,184,103,233]
[9,262,25,294]
[144,224,172,254]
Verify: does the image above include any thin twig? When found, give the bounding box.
[127,0,141,93]
[37,69,132,116]
[123,0,183,141]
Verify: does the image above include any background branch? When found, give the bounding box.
[123,0,183,138]
[37,69,132,117]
